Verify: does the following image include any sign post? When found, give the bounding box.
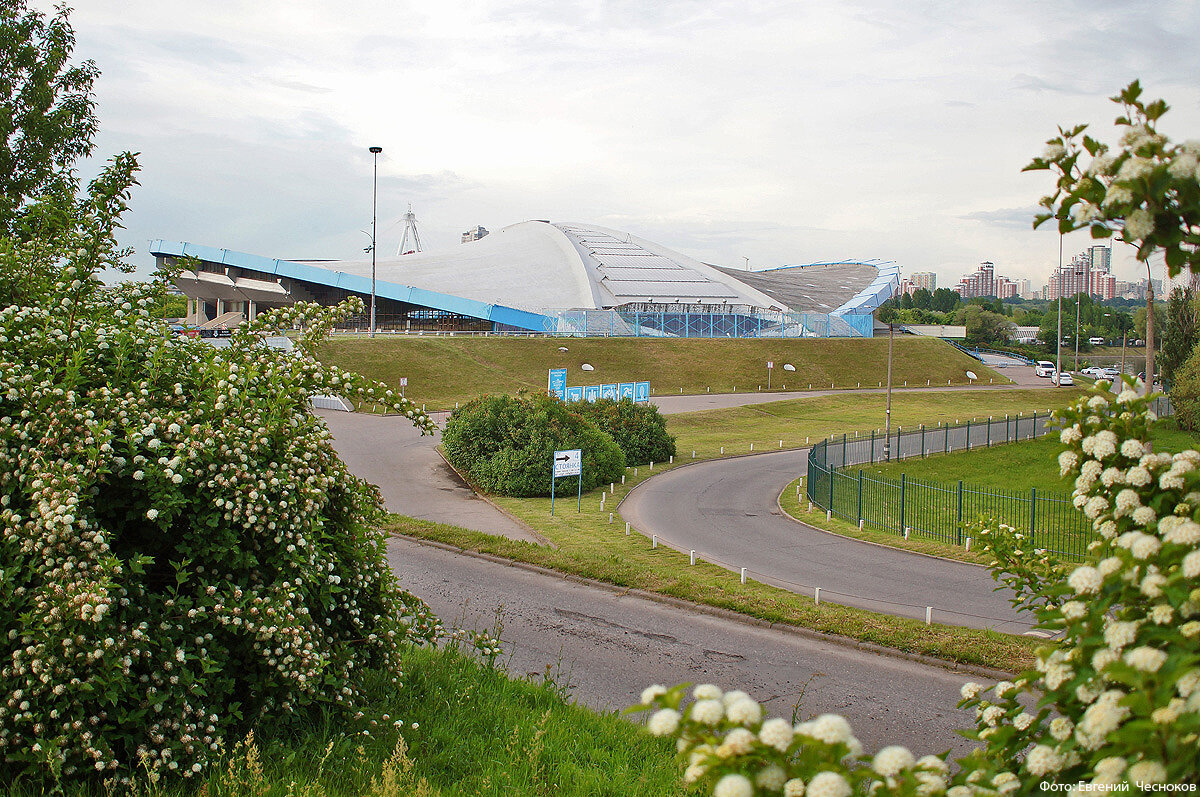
[551,448,582,515]
[399,376,408,397]
[767,361,773,390]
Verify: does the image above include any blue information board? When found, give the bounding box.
[601,383,619,400]
[618,382,635,400]
[634,381,650,402]
[584,385,601,403]
[566,386,584,402]
[548,368,567,399]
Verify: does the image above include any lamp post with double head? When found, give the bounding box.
[368,146,382,337]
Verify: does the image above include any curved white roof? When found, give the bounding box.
[302,221,785,313]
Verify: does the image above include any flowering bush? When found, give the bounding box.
[0,240,444,787]
[634,381,1199,793]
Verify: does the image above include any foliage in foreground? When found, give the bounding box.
[1172,345,1200,433]
[634,383,1199,794]
[570,396,677,466]
[441,392,626,496]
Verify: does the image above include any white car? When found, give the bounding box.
[1080,366,1103,377]
[1100,368,1121,382]
[1052,371,1074,386]
[1035,361,1056,378]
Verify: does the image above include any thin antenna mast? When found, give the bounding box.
[397,204,423,255]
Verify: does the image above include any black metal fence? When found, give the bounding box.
[805,397,1173,561]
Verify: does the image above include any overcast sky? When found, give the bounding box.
[59,0,1200,290]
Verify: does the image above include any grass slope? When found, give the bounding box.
[318,336,1008,411]
[19,646,683,796]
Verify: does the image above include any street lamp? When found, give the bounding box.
[368,146,382,337]
[882,322,894,461]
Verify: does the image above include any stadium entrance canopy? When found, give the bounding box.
[152,221,897,337]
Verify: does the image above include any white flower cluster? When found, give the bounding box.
[641,381,1200,793]
[1,286,440,787]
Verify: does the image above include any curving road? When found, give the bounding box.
[388,537,988,756]
[620,449,1030,632]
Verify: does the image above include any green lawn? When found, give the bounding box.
[667,388,1084,459]
[862,417,1200,494]
[318,336,1009,411]
[11,645,684,797]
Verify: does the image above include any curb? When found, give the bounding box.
[430,445,557,549]
[391,532,1016,681]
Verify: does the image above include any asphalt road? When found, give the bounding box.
[317,409,544,545]
[388,537,987,756]
[620,449,1031,632]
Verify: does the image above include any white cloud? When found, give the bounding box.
[44,0,1200,288]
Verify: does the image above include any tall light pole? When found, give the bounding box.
[1055,235,1063,384]
[368,146,382,337]
[882,322,894,461]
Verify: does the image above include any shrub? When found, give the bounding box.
[633,383,1200,792]
[1171,346,1200,432]
[571,398,676,466]
[0,278,443,790]
[442,393,625,496]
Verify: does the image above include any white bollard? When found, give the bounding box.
[608,512,613,523]
[652,535,657,548]
[926,607,932,625]
[740,567,747,584]
[750,443,754,451]
[779,440,783,448]
[796,485,801,498]
[859,519,864,530]
[625,522,630,535]
[610,482,614,493]
[634,467,638,476]
[692,450,696,458]
[621,474,626,485]
[690,550,696,565]
[965,537,972,552]
[720,446,724,454]
[649,461,654,470]
[826,509,832,521]
[904,527,910,539]
[815,587,821,605]
[808,501,813,512]
[669,455,673,464]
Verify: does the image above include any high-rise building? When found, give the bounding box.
[996,277,1018,299]
[910,272,936,291]
[1089,245,1111,274]
[1047,245,1115,299]
[1017,278,1033,299]
[956,261,997,298]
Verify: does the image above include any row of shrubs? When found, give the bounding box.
[441,394,676,497]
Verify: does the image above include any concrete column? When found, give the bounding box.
[216,298,225,317]
[248,300,256,322]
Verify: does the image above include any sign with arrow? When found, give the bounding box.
[553,448,582,477]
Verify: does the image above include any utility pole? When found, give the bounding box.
[368,146,382,338]
[1055,236,1063,384]
[883,323,895,461]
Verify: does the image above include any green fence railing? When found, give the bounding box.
[805,397,1174,561]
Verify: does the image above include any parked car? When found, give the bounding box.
[1100,367,1121,381]
[1089,336,1106,346]
[1035,360,1056,377]
[1053,371,1075,386]
[1081,366,1103,377]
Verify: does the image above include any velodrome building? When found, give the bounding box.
[152,220,898,338]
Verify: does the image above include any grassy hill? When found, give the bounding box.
[318,336,1008,411]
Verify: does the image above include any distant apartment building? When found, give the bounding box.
[461,226,490,243]
[910,271,936,291]
[956,261,997,298]
[1017,278,1033,299]
[996,277,1018,299]
[1047,245,1115,300]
